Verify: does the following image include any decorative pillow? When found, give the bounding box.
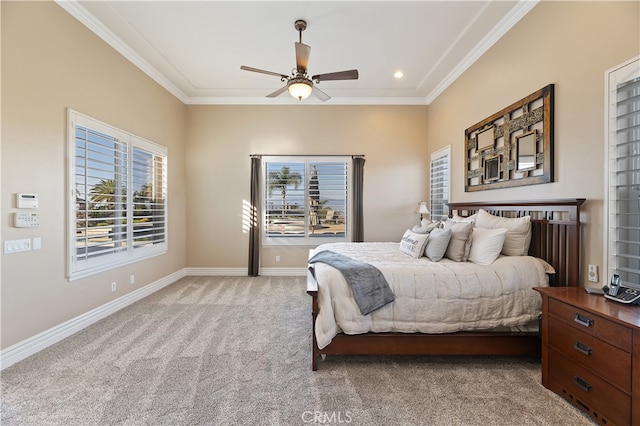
[468,227,508,265]
[412,218,441,234]
[475,209,531,256]
[443,220,474,262]
[399,229,429,259]
[424,227,451,262]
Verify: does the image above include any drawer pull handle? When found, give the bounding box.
[574,313,594,327]
[573,375,592,392]
[573,340,593,356]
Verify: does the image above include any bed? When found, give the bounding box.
[306,199,585,370]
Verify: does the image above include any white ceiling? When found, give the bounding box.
[58,1,538,105]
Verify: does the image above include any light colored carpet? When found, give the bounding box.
[1,276,594,425]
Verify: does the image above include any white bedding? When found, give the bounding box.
[309,242,553,349]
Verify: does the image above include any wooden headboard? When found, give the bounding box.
[447,199,586,287]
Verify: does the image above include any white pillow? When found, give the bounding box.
[399,229,429,259]
[468,227,508,265]
[424,227,451,262]
[451,213,477,223]
[475,209,531,256]
[443,220,474,262]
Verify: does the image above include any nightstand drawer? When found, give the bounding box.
[549,298,632,351]
[549,318,631,392]
[549,348,630,426]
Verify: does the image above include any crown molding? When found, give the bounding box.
[57,0,536,107]
[425,0,539,104]
[55,0,190,104]
[185,96,429,106]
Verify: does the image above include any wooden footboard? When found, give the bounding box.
[307,199,585,370]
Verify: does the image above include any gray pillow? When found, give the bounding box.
[443,220,474,262]
[424,227,452,262]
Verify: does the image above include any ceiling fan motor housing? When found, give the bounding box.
[294,20,307,33]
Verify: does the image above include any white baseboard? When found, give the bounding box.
[185,267,307,276]
[0,269,187,370]
[184,267,246,276]
[261,267,307,276]
[0,266,308,370]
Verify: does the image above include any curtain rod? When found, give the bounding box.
[250,154,364,158]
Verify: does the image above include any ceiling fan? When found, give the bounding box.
[240,19,359,102]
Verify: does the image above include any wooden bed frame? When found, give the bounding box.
[306,198,586,370]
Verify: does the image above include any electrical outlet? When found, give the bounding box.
[130,275,135,284]
[111,282,117,292]
[275,255,280,262]
[588,264,599,283]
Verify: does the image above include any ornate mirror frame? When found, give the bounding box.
[464,84,554,192]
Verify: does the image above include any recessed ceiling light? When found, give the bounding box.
[394,71,404,79]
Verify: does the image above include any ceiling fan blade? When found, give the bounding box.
[266,85,289,98]
[311,69,359,82]
[312,86,331,102]
[295,42,311,73]
[241,65,288,79]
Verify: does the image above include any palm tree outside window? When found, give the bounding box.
[262,156,351,245]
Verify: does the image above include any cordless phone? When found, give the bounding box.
[604,274,640,304]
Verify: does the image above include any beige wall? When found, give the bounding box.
[427,0,639,286]
[185,105,429,268]
[1,1,187,349]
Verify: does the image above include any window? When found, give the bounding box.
[67,110,167,280]
[263,156,351,245]
[430,145,451,220]
[606,57,640,289]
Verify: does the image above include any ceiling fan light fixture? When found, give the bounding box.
[288,79,313,101]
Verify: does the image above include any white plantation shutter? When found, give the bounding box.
[606,57,640,289]
[430,146,451,221]
[263,156,350,245]
[68,110,167,280]
[74,126,128,263]
[131,146,167,249]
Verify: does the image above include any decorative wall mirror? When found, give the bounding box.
[484,156,500,182]
[464,84,554,192]
[476,126,495,152]
[516,130,537,172]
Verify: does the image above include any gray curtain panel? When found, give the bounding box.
[352,156,365,242]
[248,156,261,276]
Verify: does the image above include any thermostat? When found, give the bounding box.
[16,193,38,209]
[14,212,40,228]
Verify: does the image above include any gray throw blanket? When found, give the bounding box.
[308,250,395,316]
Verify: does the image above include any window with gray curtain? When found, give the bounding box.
[607,57,640,289]
[248,154,363,275]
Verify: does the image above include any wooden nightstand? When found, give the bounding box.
[535,287,640,425]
